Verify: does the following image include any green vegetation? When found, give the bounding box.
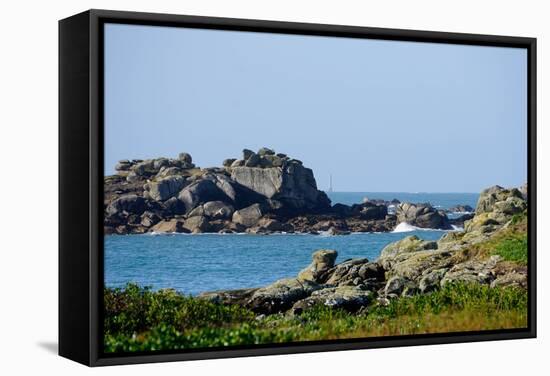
[104,282,528,353]
[492,234,528,265]
[456,210,528,265]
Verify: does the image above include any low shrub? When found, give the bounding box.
[103,282,527,353]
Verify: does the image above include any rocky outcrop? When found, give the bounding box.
[230,153,331,213]
[396,202,451,229]
[104,148,407,235]
[103,150,522,242]
[297,249,338,283]
[197,184,527,315]
[447,204,474,213]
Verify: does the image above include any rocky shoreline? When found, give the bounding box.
[198,185,528,315]
[104,148,470,235]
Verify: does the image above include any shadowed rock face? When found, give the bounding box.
[104,148,335,234]
[230,163,331,213]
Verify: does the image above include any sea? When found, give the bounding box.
[104,192,478,295]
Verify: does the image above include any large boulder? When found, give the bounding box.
[396,202,451,229]
[178,179,230,212]
[379,235,438,259]
[324,258,373,285]
[150,219,187,233]
[291,286,373,313]
[230,158,331,213]
[297,249,338,283]
[465,185,527,233]
[146,176,187,201]
[475,185,525,214]
[178,152,192,163]
[106,194,146,216]
[441,256,500,286]
[246,278,322,314]
[232,203,264,227]
[183,215,210,233]
[202,201,234,219]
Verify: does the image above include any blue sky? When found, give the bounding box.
[104,23,527,193]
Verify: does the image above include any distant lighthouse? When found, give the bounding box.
[329,174,333,193]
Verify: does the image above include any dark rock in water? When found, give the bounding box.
[331,203,353,217]
[252,217,285,232]
[396,202,451,229]
[178,179,230,213]
[298,249,338,283]
[150,219,187,233]
[106,194,146,216]
[448,204,474,213]
[449,213,474,227]
[183,215,210,233]
[352,202,387,220]
[327,227,350,236]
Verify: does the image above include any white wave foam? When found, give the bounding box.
[451,211,473,215]
[392,222,461,233]
[392,222,423,233]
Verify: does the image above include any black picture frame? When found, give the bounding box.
[59,9,537,367]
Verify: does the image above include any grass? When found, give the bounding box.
[454,210,528,266]
[104,282,528,353]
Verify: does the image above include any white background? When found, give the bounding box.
[0,0,547,374]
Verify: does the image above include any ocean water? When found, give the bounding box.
[104,192,479,295]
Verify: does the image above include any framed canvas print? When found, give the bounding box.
[59,9,537,366]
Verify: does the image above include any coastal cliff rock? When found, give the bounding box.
[104,148,339,234]
[103,149,523,239]
[197,184,527,315]
[230,163,331,213]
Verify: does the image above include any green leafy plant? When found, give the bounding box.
[103,282,527,353]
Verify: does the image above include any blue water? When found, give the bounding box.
[105,231,445,295]
[104,192,479,295]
